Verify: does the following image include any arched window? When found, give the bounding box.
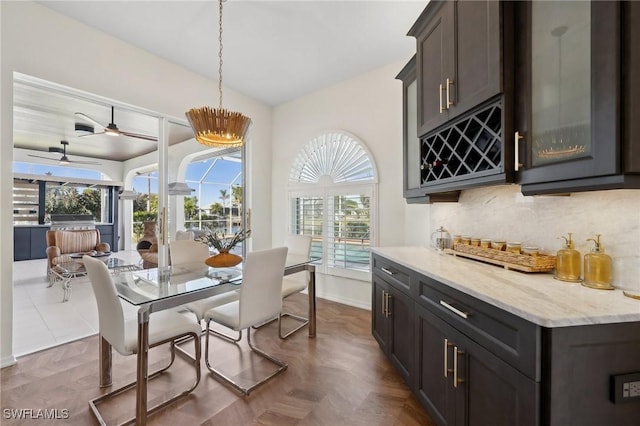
[289,131,377,280]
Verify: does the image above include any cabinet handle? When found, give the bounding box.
[380,267,394,276]
[385,293,392,318]
[453,346,465,388]
[440,300,469,319]
[446,78,454,108]
[439,83,445,113]
[515,131,524,171]
[381,290,386,316]
[443,338,454,377]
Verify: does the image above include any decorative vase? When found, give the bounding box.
[205,250,242,267]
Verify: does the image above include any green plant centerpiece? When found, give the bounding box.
[197,228,250,267]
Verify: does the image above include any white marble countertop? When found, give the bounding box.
[372,246,640,328]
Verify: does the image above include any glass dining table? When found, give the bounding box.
[103,255,317,426]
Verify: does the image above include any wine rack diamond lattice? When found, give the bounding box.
[421,101,502,184]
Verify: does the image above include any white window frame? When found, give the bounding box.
[288,131,378,282]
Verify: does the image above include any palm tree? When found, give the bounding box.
[219,189,230,233]
[219,189,229,207]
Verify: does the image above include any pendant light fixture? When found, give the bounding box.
[186,0,251,148]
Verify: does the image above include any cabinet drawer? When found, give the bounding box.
[372,254,412,294]
[416,274,540,381]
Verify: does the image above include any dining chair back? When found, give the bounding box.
[278,234,312,338]
[238,246,289,328]
[203,246,289,395]
[84,254,126,354]
[83,255,202,424]
[170,239,210,265]
[283,234,312,289]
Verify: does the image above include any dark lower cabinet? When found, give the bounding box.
[372,253,640,426]
[415,303,538,426]
[372,273,414,385]
[415,303,453,425]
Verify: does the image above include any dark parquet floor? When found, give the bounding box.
[1,294,435,425]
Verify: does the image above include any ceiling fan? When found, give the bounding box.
[28,140,100,165]
[75,106,158,141]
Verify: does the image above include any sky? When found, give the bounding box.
[132,156,242,208]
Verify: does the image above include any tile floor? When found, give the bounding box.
[12,250,143,357]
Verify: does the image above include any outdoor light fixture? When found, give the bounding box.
[119,189,137,200]
[185,0,251,148]
[167,182,195,196]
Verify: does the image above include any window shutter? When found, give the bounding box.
[326,194,371,271]
[291,196,324,260]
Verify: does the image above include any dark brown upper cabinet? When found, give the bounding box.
[404,0,514,196]
[396,56,461,203]
[409,0,502,138]
[515,1,640,195]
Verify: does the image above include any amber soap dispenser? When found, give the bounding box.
[583,234,614,290]
[555,233,581,282]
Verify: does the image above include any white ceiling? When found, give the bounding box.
[15,1,425,163]
[37,0,425,106]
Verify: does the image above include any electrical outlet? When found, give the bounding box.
[610,372,640,403]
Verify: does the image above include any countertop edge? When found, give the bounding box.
[372,246,640,328]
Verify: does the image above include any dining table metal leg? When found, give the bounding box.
[308,265,316,338]
[136,308,151,426]
[99,335,112,387]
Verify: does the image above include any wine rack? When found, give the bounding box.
[421,99,502,184]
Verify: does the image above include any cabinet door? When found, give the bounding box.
[415,304,455,426]
[416,2,453,136]
[516,1,620,191]
[371,275,389,353]
[454,328,539,426]
[387,284,415,386]
[30,226,49,260]
[397,56,427,201]
[14,228,31,261]
[448,0,501,120]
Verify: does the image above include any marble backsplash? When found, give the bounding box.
[429,185,640,292]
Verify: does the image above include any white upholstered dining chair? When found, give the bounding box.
[203,246,289,395]
[171,239,241,339]
[278,234,313,338]
[169,238,209,265]
[169,239,241,356]
[83,255,201,425]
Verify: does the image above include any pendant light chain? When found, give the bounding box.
[185,0,251,147]
[218,0,224,110]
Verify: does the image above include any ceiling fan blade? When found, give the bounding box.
[69,158,102,165]
[28,153,58,161]
[74,112,106,129]
[120,130,158,142]
[48,147,64,153]
[77,131,106,138]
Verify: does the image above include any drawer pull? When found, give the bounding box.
[380,267,394,276]
[440,300,469,319]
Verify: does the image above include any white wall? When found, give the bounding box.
[271,60,410,308]
[0,1,273,366]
